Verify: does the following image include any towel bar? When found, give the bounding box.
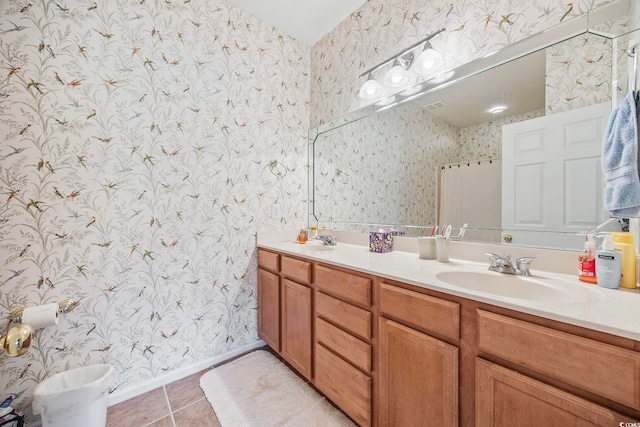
[628,42,640,93]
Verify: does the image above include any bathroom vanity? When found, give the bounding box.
[257,235,640,426]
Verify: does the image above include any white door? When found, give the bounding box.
[502,102,611,249]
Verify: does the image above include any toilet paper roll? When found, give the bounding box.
[21,303,59,329]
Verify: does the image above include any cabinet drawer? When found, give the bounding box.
[316,317,371,373]
[281,256,311,285]
[315,343,371,426]
[257,249,279,273]
[477,310,640,409]
[316,291,371,341]
[316,265,371,307]
[380,283,459,342]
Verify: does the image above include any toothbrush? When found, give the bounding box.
[457,223,468,239]
[444,225,452,239]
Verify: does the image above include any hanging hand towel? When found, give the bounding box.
[602,91,640,217]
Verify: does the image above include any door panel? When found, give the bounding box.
[502,102,610,248]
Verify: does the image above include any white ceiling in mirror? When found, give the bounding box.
[414,50,546,128]
[225,0,366,46]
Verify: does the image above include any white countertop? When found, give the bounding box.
[257,231,640,341]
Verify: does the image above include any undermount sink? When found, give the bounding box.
[426,265,601,303]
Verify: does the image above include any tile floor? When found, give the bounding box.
[106,367,221,427]
[106,346,340,427]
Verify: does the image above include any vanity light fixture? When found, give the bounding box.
[358,73,386,100]
[413,41,444,75]
[358,28,446,101]
[383,55,413,88]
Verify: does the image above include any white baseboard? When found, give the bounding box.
[107,339,266,406]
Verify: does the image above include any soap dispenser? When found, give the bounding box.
[578,234,597,284]
[298,228,307,244]
[595,234,621,289]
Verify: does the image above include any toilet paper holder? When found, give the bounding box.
[1,299,79,357]
[9,298,80,324]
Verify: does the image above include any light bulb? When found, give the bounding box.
[358,77,385,100]
[413,48,443,75]
[383,65,411,88]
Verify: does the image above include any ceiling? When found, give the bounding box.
[415,49,546,128]
[226,0,366,46]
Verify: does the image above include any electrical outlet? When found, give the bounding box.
[271,203,281,219]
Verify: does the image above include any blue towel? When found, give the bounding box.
[602,91,640,217]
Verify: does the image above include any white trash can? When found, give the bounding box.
[32,364,114,427]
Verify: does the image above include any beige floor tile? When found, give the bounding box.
[165,369,208,411]
[106,387,170,427]
[173,398,221,427]
[146,415,175,427]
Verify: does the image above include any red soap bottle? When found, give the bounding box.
[578,234,597,284]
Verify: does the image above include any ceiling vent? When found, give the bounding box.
[422,100,446,111]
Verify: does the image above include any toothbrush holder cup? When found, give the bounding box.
[417,237,437,259]
[435,236,449,263]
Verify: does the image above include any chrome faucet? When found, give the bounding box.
[316,235,337,246]
[484,252,536,276]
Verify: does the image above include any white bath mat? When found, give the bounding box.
[199,350,356,427]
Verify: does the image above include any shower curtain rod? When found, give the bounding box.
[440,157,501,169]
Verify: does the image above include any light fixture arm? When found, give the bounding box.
[359,28,446,78]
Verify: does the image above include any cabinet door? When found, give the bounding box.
[281,278,312,380]
[476,358,636,427]
[258,268,279,351]
[378,317,458,427]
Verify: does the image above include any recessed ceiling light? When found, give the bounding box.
[489,106,506,114]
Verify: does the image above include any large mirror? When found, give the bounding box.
[310,0,640,250]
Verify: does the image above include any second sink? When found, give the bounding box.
[426,265,601,303]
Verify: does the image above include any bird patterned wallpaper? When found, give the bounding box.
[0,0,628,423]
[310,0,615,127]
[0,0,308,422]
[545,32,613,114]
[314,103,459,229]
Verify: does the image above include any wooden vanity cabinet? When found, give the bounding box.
[377,282,459,427]
[257,250,312,380]
[281,277,312,379]
[314,264,374,427]
[258,247,640,426]
[476,358,635,427]
[280,256,312,380]
[257,251,280,350]
[476,309,640,426]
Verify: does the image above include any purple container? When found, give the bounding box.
[369,231,393,253]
